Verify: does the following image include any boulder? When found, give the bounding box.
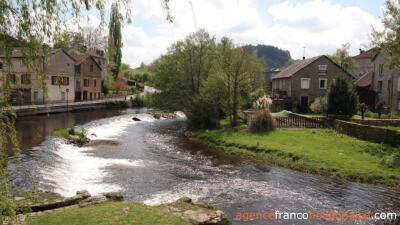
[132,117,141,121]
[103,192,124,201]
[165,197,230,225]
[79,195,107,208]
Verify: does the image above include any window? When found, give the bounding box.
[7,74,16,84]
[0,62,3,70]
[379,64,384,76]
[90,64,94,72]
[319,78,327,89]
[75,65,81,75]
[83,79,89,87]
[21,74,31,85]
[378,80,383,93]
[318,65,328,75]
[51,76,69,86]
[94,79,97,87]
[301,78,310,89]
[388,80,392,92]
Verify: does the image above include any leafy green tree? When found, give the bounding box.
[153,31,265,128]
[108,3,123,80]
[53,31,85,50]
[327,76,358,117]
[330,43,358,70]
[372,0,400,72]
[215,37,265,126]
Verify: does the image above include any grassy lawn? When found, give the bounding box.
[194,128,400,186]
[26,202,190,225]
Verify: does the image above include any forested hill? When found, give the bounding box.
[244,44,292,70]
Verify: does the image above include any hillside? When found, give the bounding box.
[244,44,292,70]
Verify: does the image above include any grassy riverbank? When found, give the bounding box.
[194,128,400,186]
[26,202,190,225]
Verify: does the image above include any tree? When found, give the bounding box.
[216,38,265,126]
[53,31,85,50]
[330,43,358,70]
[108,3,123,80]
[153,31,265,128]
[372,0,400,72]
[82,27,107,51]
[327,76,358,117]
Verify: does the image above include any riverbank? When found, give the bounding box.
[193,128,400,186]
[15,191,230,225]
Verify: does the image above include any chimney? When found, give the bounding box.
[359,48,365,54]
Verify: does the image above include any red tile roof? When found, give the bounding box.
[353,49,379,60]
[355,70,373,88]
[272,56,321,79]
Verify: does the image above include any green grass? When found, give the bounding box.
[51,128,89,145]
[26,202,190,225]
[194,128,400,186]
[51,128,71,139]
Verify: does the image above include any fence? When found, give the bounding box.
[275,113,327,128]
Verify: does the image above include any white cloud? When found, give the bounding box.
[118,0,383,67]
[264,0,383,59]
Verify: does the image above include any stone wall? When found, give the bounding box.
[351,119,400,127]
[334,120,400,146]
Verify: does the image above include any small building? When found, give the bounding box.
[353,49,400,113]
[271,55,353,112]
[66,48,103,101]
[44,49,76,103]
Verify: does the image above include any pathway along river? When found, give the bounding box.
[8,108,400,225]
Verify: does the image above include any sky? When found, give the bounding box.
[84,0,387,68]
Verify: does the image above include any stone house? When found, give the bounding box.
[44,49,76,103]
[271,55,353,111]
[0,48,45,105]
[66,48,102,101]
[353,49,400,113]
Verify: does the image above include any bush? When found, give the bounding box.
[310,96,327,114]
[327,76,358,117]
[249,109,277,133]
[185,97,221,130]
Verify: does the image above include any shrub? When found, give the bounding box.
[310,96,327,114]
[185,97,221,130]
[249,109,277,133]
[327,76,358,117]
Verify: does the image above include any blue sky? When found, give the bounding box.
[82,0,387,67]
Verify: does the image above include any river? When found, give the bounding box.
[8,108,400,225]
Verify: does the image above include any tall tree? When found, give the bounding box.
[330,43,358,70]
[327,76,358,117]
[372,0,400,72]
[108,3,123,80]
[216,38,265,126]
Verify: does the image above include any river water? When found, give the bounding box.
[8,108,400,225]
